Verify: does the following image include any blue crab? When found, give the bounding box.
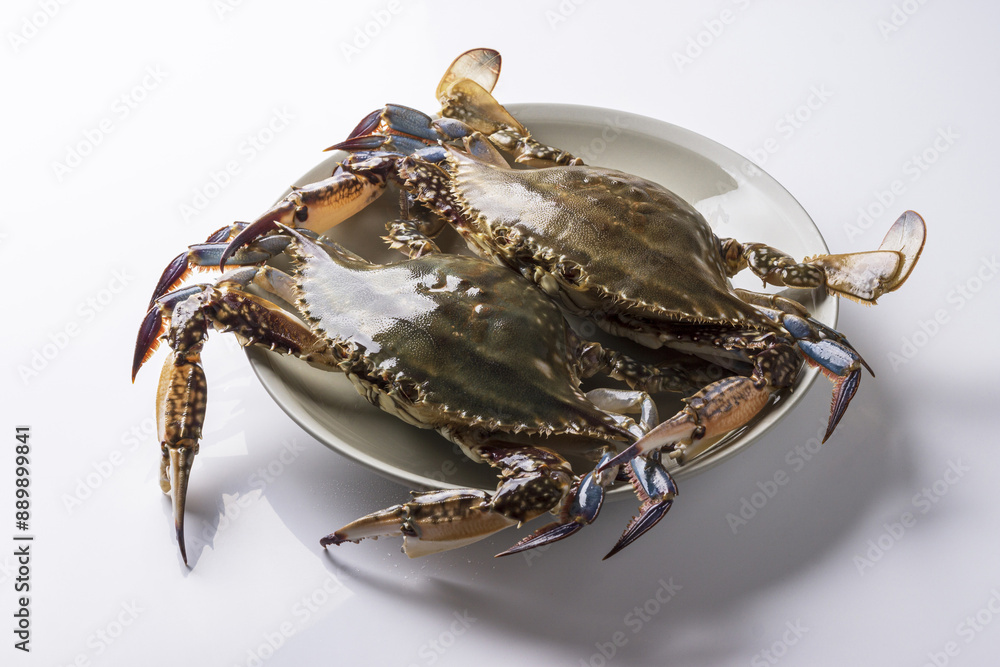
[134,228,735,562]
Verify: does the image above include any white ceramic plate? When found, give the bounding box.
[246,103,836,495]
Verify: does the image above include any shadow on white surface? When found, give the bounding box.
[219,368,917,664]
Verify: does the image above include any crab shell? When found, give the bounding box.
[436,147,771,346]
[288,236,633,446]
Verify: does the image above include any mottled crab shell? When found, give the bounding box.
[446,149,767,330]
[287,233,632,442]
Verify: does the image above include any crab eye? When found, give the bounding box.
[295,206,309,222]
[558,260,583,284]
[493,226,512,247]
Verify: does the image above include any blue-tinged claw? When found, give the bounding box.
[133,285,206,381]
[410,144,449,164]
[333,105,447,159]
[567,468,607,524]
[796,337,865,441]
[786,313,873,376]
[495,459,610,558]
[780,312,814,341]
[432,117,473,140]
[346,108,383,140]
[147,224,270,308]
[494,521,583,557]
[825,368,862,442]
[797,338,859,377]
[603,456,678,560]
[220,209,292,269]
[147,251,189,309]
[598,443,640,475]
[381,103,438,141]
[335,134,432,157]
[604,500,673,560]
[325,135,391,153]
[384,134,438,155]
[629,455,678,500]
[188,242,270,270]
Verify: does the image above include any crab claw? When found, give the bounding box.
[325,135,392,153]
[163,444,196,565]
[133,286,205,382]
[494,464,607,557]
[345,108,383,141]
[600,376,773,472]
[825,368,862,442]
[604,456,677,559]
[218,211,285,269]
[133,307,164,382]
[493,521,584,557]
[604,500,673,560]
[218,167,389,270]
[147,252,190,310]
[797,338,864,441]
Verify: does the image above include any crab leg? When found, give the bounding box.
[154,351,205,566]
[216,163,391,269]
[145,225,293,308]
[497,388,676,558]
[573,334,737,396]
[435,49,581,167]
[436,48,502,101]
[339,87,581,174]
[741,295,872,439]
[383,218,445,258]
[135,276,334,563]
[380,190,450,259]
[148,162,391,306]
[493,449,617,557]
[719,211,926,304]
[323,444,575,558]
[600,376,774,472]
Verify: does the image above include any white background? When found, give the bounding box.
[3,1,999,666]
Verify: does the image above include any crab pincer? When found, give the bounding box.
[494,453,614,557]
[495,451,678,560]
[604,455,678,560]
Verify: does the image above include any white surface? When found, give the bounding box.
[2,1,998,666]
